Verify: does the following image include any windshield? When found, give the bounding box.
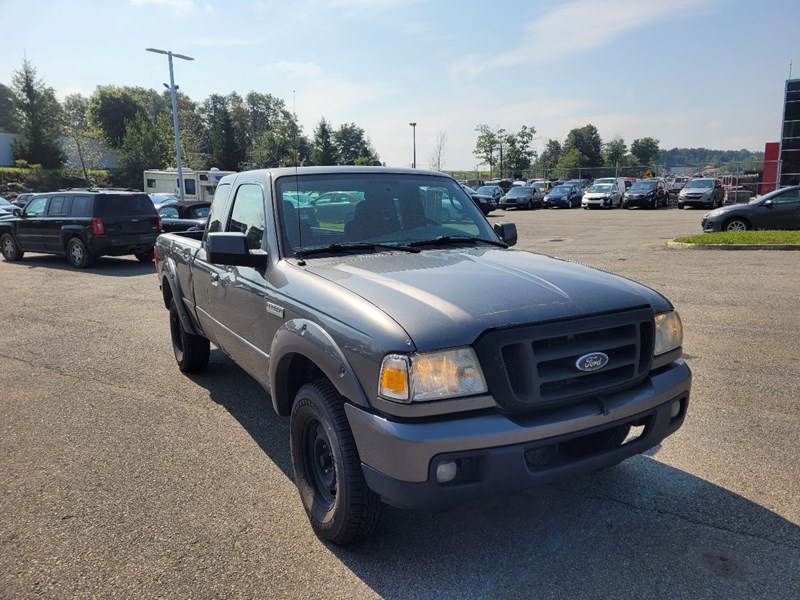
[276,173,498,255]
[685,179,713,189]
[506,187,530,196]
[476,186,497,194]
[630,181,657,191]
[550,185,571,194]
[588,184,612,193]
[0,198,12,207]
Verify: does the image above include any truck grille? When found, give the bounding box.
[475,308,654,412]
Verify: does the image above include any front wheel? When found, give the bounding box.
[169,299,210,372]
[291,380,384,546]
[723,218,750,232]
[1,233,24,262]
[66,237,94,268]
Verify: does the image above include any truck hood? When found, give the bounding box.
[303,248,669,349]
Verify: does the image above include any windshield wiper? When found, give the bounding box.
[408,235,507,249]
[294,242,420,260]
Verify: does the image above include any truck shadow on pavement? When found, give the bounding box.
[190,353,800,599]
[9,254,155,277]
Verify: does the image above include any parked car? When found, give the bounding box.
[0,189,161,268]
[499,186,542,210]
[543,184,581,208]
[564,178,592,193]
[623,179,669,209]
[473,185,504,215]
[581,181,624,209]
[149,193,181,210]
[311,191,363,224]
[11,193,35,208]
[281,192,321,228]
[669,176,690,194]
[156,165,690,545]
[158,201,212,233]
[0,197,15,218]
[701,185,800,232]
[529,181,551,195]
[678,178,724,209]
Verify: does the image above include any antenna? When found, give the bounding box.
[790,60,794,79]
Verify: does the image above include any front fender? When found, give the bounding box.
[269,319,369,416]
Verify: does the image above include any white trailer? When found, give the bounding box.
[143,168,235,202]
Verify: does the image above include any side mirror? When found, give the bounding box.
[763,199,773,208]
[13,207,22,217]
[206,232,267,268]
[494,222,517,247]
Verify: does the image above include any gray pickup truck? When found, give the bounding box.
[155,166,691,545]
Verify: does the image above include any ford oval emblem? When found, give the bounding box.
[575,352,609,372]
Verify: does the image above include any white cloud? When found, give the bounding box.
[452,0,717,78]
[273,61,324,79]
[130,0,195,15]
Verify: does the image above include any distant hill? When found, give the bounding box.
[660,148,764,169]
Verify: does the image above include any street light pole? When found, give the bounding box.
[409,122,417,168]
[146,48,194,201]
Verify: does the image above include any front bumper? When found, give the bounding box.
[624,196,656,208]
[582,197,612,208]
[679,196,714,208]
[346,360,691,509]
[701,217,723,232]
[543,197,569,208]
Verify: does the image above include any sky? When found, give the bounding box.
[1,0,799,170]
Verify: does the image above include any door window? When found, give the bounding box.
[47,195,71,217]
[207,183,232,233]
[227,184,266,250]
[772,189,800,204]
[25,196,48,217]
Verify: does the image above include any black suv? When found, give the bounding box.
[0,189,161,268]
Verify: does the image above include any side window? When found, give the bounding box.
[47,195,70,216]
[227,184,266,250]
[185,179,196,195]
[147,178,156,188]
[159,206,180,218]
[25,196,48,217]
[70,196,93,217]
[772,189,800,204]
[207,183,232,233]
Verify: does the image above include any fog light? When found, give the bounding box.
[435,460,457,483]
[670,399,682,418]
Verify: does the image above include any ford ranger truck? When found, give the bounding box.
[155,167,691,546]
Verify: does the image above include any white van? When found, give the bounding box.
[582,177,626,209]
[143,168,235,202]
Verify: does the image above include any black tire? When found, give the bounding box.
[1,232,24,262]
[723,217,750,232]
[169,299,210,372]
[66,237,94,268]
[525,199,532,210]
[291,380,384,546]
[135,249,155,262]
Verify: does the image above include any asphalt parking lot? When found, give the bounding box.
[1,206,798,599]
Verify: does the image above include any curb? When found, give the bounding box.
[666,240,800,251]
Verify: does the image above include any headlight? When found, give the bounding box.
[379,347,488,403]
[654,311,683,356]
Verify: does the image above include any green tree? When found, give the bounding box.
[118,112,173,187]
[0,83,17,132]
[504,125,537,176]
[10,57,65,168]
[563,124,603,168]
[534,139,562,175]
[603,136,628,168]
[631,137,661,166]
[88,86,145,147]
[62,93,106,184]
[311,118,339,166]
[553,147,587,178]
[202,94,245,170]
[473,124,499,174]
[334,122,376,164]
